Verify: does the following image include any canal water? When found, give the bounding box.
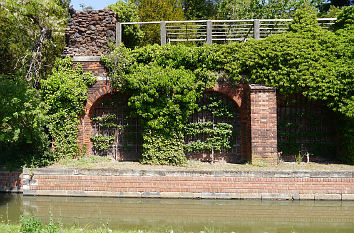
[1,194,354,233]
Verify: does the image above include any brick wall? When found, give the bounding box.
[78,79,114,154]
[21,168,354,200]
[0,169,22,192]
[73,56,108,76]
[250,85,277,164]
[73,55,279,164]
[76,73,279,164]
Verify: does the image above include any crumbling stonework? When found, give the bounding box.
[64,9,117,56]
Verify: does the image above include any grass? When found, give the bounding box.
[0,223,161,233]
[47,156,354,171]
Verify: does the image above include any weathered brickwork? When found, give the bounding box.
[78,79,114,154]
[0,169,22,192]
[250,85,277,164]
[65,10,278,164]
[64,9,116,56]
[73,57,108,76]
[76,73,278,163]
[20,169,354,200]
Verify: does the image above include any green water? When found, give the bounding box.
[1,194,354,233]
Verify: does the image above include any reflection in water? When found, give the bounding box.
[1,194,354,232]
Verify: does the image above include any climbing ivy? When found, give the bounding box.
[40,57,96,160]
[90,135,115,152]
[91,114,118,128]
[102,5,353,164]
[184,94,235,159]
[124,65,204,165]
[90,113,120,155]
[184,122,233,152]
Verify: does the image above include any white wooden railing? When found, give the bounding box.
[116,18,337,46]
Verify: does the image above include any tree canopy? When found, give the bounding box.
[0,0,69,85]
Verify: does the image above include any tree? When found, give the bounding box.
[79,3,93,11]
[132,0,185,44]
[0,0,71,168]
[183,0,218,19]
[319,0,351,14]
[0,0,68,86]
[217,0,258,19]
[216,0,325,19]
[108,1,144,48]
[0,75,49,168]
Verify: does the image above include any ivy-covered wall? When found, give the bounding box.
[90,92,142,161]
[76,70,278,164]
[74,5,353,165]
[184,92,241,163]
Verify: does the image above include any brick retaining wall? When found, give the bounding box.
[18,168,354,200]
[0,169,22,192]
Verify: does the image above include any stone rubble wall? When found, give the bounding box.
[63,9,117,56]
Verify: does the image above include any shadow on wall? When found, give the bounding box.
[0,168,22,193]
[277,94,337,163]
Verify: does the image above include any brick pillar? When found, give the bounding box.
[249,84,277,164]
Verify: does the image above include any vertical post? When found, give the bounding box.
[253,19,260,40]
[160,21,166,46]
[206,20,212,45]
[116,22,122,46]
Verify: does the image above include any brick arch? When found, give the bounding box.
[206,83,246,109]
[78,80,278,164]
[78,81,118,155]
[84,85,117,115]
[204,83,251,162]
[79,81,251,158]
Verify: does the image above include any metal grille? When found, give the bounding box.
[91,93,142,161]
[185,92,241,163]
[277,96,336,160]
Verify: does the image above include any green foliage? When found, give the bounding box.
[0,76,51,169]
[0,0,68,83]
[216,0,323,20]
[184,122,233,152]
[125,65,199,165]
[183,0,217,20]
[100,45,136,90]
[295,151,304,164]
[20,215,43,233]
[142,130,187,165]
[184,94,235,155]
[288,3,320,33]
[199,95,234,118]
[332,6,354,31]
[20,215,60,233]
[103,6,353,164]
[91,114,118,128]
[102,50,208,164]
[40,57,95,159]
[132,0,185,44]
[108,1,144,48]
[90,135,115,152]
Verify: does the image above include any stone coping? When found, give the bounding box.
[22,190,354,200]
[22,168,354,178]
[72,56,101,62]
